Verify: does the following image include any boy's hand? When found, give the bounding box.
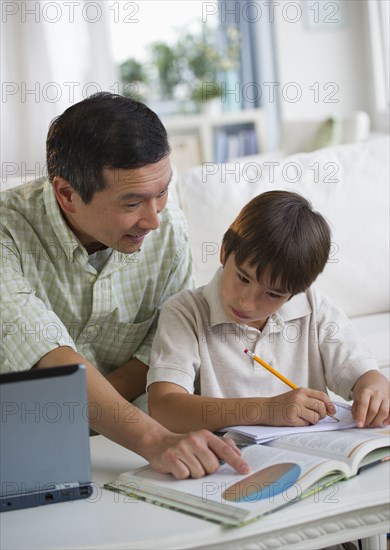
[351,371,390,427]
[145,430,251,479]
[268,388,336,426]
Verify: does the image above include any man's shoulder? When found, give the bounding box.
[159,199,188,228]
[0,177,47,211]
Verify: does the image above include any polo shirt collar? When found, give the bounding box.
[277,292,312,322]
[202,267,231,325]
[202,266,313,329]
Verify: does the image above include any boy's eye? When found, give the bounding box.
[268,292,283,299]
[237,273,249,283]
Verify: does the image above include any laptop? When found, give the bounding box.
[0,365,93,512]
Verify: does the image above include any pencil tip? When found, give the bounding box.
[244,348,248,354]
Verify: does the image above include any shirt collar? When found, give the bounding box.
[202,267,231,326]
[202,266,313,329]
[277,292,312,322]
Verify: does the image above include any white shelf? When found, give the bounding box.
[162,108,267,172]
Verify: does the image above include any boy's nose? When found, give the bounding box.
[238,293,259,312]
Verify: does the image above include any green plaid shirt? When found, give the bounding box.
[0,178,194,374]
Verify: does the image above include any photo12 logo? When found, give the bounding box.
[202,1,342,25]
[1,2,140,24]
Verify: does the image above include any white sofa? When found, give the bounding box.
[3,136,388,390]
[173,136,390,381]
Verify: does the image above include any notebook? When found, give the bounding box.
[0,365,93,512]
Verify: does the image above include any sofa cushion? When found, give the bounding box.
[177,137,389,319]
[350,313,390,375]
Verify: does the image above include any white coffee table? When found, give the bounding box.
[1,435,389,549]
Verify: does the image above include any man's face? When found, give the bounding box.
[219,251,291,330]
[60,156,172,254]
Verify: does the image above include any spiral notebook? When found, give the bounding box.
[221,402,355,444]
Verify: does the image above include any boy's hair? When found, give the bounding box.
[46,92,170,203]
[222,190,331,295]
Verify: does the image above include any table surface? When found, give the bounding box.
[1,435,389,550]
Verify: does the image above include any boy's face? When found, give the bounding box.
[219,249,291,331]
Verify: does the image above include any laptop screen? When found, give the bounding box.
[0,365,93,512]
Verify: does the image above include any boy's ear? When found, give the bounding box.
[220,243,226,265]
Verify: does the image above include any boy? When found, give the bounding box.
[147,191,390,432]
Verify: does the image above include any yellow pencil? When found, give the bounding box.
[244,348,339,422]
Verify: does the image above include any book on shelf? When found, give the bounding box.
[214,123,259,162]
[214,130,228,163]
[105,424,390,527]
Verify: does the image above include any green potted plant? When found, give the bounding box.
[118,22,240,114]
[119,58,148,101]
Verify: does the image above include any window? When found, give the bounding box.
[367,0,390,118]
[107,1,237,116]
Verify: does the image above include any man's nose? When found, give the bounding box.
[138,202,161,230]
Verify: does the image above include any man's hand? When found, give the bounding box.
[351,371,390,427]
[143,430,251,479]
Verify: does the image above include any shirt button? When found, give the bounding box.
[89,275,97,283]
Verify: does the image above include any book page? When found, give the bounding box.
[106,444,349,525]
[267,427,390,473]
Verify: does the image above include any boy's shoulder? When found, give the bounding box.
[163,285,205,310]
[279,285,343,323]
[302,285,337,309]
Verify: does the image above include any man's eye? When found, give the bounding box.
[158,188,168,197]
[126,203,140,209]
[268,292,282,299]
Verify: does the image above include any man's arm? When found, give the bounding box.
[34,346,250,478]
[105,358,148,402]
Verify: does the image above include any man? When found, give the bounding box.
[1,92,249,478]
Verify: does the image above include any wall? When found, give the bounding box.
[273,1,373,124]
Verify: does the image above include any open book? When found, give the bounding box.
[221,401,357,444]
[105,426,390,527]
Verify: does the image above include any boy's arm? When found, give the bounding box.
[313,287,380,400]
[351,370,390,427]
[148,381,336,431]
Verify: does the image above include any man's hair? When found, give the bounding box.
[46,92,170,203]
[222,190,331,295]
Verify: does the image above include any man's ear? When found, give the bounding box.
[52,177,78,214]
[220,243,226,265]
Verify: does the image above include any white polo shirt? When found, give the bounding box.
[147,267,378,401]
